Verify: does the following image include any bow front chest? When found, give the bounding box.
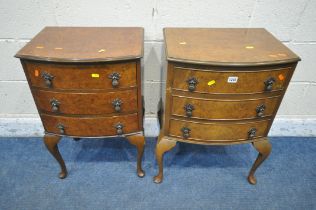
[15,27,145,179]
[154,28,300,184]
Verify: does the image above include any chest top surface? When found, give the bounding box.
[15,27,144,62]
[164,28,300,66]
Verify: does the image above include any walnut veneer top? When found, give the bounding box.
[15,27,144,62]
[164,28,300,66]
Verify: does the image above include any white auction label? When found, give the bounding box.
[227,76,238,83]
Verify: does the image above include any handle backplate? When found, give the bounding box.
[181,127,191,139]
[248,128,257,139]
[256,104,266,117]
[41,72,54,88]
[112,98,122,112]
[115,123,124,135]
[56,123,65,134]
[108,72,121,87]
[184,104,194,117]
[264,77,276,91]
[50,98,60,112]
[186,77,198,92]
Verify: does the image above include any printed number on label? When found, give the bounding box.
[227,76,238,83]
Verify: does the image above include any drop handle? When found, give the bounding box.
[50,99,60,112]
[41,72,54,88]
[115,123,124,135]
[112,99,122,112]
[181,127,191,139]
[108,72,121,87]
[184,104,194,117]
[248,128,257,139]
[264,77,276,91]
[256,104,266,117]
[57,123,65,134]
[186,77,198,92]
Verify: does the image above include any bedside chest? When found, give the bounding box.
[154,28,300,184]
[15,27,145,179]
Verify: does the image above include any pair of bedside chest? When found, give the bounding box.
[15,27,300,184]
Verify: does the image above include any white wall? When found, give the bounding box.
[0,0,315,136]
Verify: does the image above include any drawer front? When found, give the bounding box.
[33,89,138,115]
[172,67,291,94]
[24,61,136,90]
[171,95,280,120]
[169,119,270,141]
[41,113,139,137]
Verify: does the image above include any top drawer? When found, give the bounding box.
[172,67,291,94]
[23,61,137,90]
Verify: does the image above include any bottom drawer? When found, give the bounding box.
[169,119,270,142]
[41,113,139,137]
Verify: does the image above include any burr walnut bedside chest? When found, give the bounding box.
[15,27,145,179]
[154,28,300,184]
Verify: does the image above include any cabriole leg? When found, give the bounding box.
[43,134,68,179]
[126,134,146,178]
[153,134,177,184]
[248,138,272,185]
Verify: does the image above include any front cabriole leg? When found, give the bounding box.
[153,134,177,184]
[43,134,68,179]
[126,134,146,178]
[248,137,272,185]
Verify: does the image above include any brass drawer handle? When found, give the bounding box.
[184,104,194,117]
[115,123,124,135]
[181,127,191,139]
[108,72,121,87]
[112,98,122,112]
[50,99,60,112]
[57,123,65,134]
[264,77,276,91]
[186,77,198,92]
[41,72,54,88]
[256,104,266,117]
[248,128,257,139]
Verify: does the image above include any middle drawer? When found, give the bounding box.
[171,95,280,120]
[33,89,138,115]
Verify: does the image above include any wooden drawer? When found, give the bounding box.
[172,67,291,94]
[33,89,138,115]
[171,95,280,120]
[168,119,270,142]
[41,113,139,137]
[24,61,136,90]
